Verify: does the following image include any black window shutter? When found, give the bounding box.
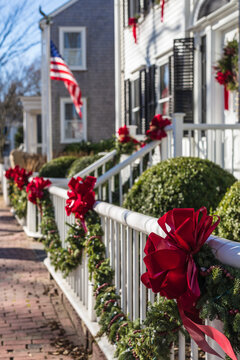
[173,38,194,123]
[139,69,147,134]
[124,79,132,125]
[146,65,156,130]
[168,55,174,116]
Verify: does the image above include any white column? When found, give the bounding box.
[114,0,122,132]
[23,111,30,152]
[41,21,53,160]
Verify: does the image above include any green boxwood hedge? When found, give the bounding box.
[214,181,240,242]
[39,156,77,178]
[64,137,115,155]
[67,154,102,178]
[123,157,236,218]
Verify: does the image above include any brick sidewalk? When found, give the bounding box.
[0,197,88,360]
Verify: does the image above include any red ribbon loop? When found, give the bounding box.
[141,207,237,360]
[65,176,96,231]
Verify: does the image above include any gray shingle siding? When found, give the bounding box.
[50,0,115,155]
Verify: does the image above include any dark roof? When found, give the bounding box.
[197,0,231,20]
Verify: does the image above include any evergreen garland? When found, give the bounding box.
[8,182,28,219]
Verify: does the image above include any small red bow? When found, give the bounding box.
[26,177,52,205]
[5,166,32,190]
[117,125,139,145]
[146,114,171,141]
[65,176,96,231]
[141,207,237,360]
[128,17,138,43]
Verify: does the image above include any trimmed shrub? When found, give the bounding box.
[67,154,102,178]
[214,181,240,242]
[39,156,77,178]
[123,157,236,218]
[64,137,115,155]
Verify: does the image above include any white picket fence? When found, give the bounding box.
[42,185,240,360]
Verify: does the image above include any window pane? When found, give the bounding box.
[64,32,82,49]
[160,64,169,99]
[133,79,140,108]
[64,102,84,140]
[65,103,80,121]
[64,49,82,66]
[65,120,84,140]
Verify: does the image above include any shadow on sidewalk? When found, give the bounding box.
[0,248,46,262]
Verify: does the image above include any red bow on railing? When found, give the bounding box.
[141,207,237,360]
[65,176,96,232]
[117,125,139,144]
[146,114,171,141]
[128,17,138,43]
[5,165,32,190]
[26,177,52,205]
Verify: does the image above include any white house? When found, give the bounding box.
[115,0,238,130]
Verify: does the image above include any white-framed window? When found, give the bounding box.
[157,62,171,116]
[59,27,87,70]
[60,98,87,143]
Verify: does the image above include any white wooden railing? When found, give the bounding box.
[44,186,240,360]
[177,121,240,179]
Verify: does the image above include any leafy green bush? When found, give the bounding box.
[67,154,102,177]
[64,137,115,155]
[123,157,236,218]
[214,181,240,242]
[39,156,77,178]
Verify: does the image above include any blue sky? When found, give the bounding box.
[1,0,69,71]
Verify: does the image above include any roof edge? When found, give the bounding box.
[39,0,79,24]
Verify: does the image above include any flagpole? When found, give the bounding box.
[46,25,53,160]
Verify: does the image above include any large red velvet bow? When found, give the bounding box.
[146,114,171,141]
[6,166,32,190]
[128,18,138,43]
[141,207,237,360]
[26,177,52,205]
[65,176,96,231]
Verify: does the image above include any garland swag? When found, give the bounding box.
[6,179,240,359]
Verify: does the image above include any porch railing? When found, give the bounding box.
[45,185,240,360]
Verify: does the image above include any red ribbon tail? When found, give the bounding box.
[178,306,237,360]
[81,219,88,233]
[133,24,137,43]
[224,86,229,110]
[161,0,165,22]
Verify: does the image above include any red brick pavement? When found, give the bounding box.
[0,197,88,360]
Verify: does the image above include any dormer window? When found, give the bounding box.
[197,0,231,20]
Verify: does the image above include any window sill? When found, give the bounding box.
[60,138,85,144]
[69,66,87,72]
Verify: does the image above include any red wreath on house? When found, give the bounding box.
[214,39,238,110]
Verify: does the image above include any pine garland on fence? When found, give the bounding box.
[8,184,240,359]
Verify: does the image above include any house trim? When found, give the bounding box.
[60,97,87,144]
[59,26,87,71]
[40,0,79,23]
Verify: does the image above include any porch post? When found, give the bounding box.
[172,113,184,157]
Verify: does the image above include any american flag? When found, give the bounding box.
[50,40,82,117]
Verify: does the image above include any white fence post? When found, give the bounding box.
[2,174,10,206]
[172,113,185,157]
[26,201,37,233]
